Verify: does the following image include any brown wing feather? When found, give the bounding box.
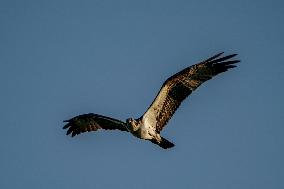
[63,113,128,137]
[142,52,240,133]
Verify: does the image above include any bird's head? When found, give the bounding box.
[126,118,139,132]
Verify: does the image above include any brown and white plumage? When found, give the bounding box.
[142,52,239,134]
[63,52,240,149]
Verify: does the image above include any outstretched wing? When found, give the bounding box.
[142,52,240,133]
[63,113,128,137]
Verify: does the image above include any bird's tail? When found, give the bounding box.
[151,137,175,149]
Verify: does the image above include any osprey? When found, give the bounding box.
[63,52,240,149]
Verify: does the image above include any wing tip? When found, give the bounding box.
[62,122,71,129]
[204,52,224,62]
[206,52,240,66]
[71,132,77,137]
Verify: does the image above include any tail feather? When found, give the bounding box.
[151,137,175,149]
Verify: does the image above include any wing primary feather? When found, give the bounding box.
[62,123,70,129]
[71,132,77,137]
[203,52,224,62]
[219,60,240,65]
[66,127,73,135]
[209,54,238,64]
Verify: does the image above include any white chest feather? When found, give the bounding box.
[136,117,156,139]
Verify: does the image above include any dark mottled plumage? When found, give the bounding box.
[63,113,128,137]
[63,52,240,149]
[143,52,239,133]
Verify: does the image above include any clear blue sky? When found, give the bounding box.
[1,0,283,188]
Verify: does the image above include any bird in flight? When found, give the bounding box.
[63,52,240,149]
